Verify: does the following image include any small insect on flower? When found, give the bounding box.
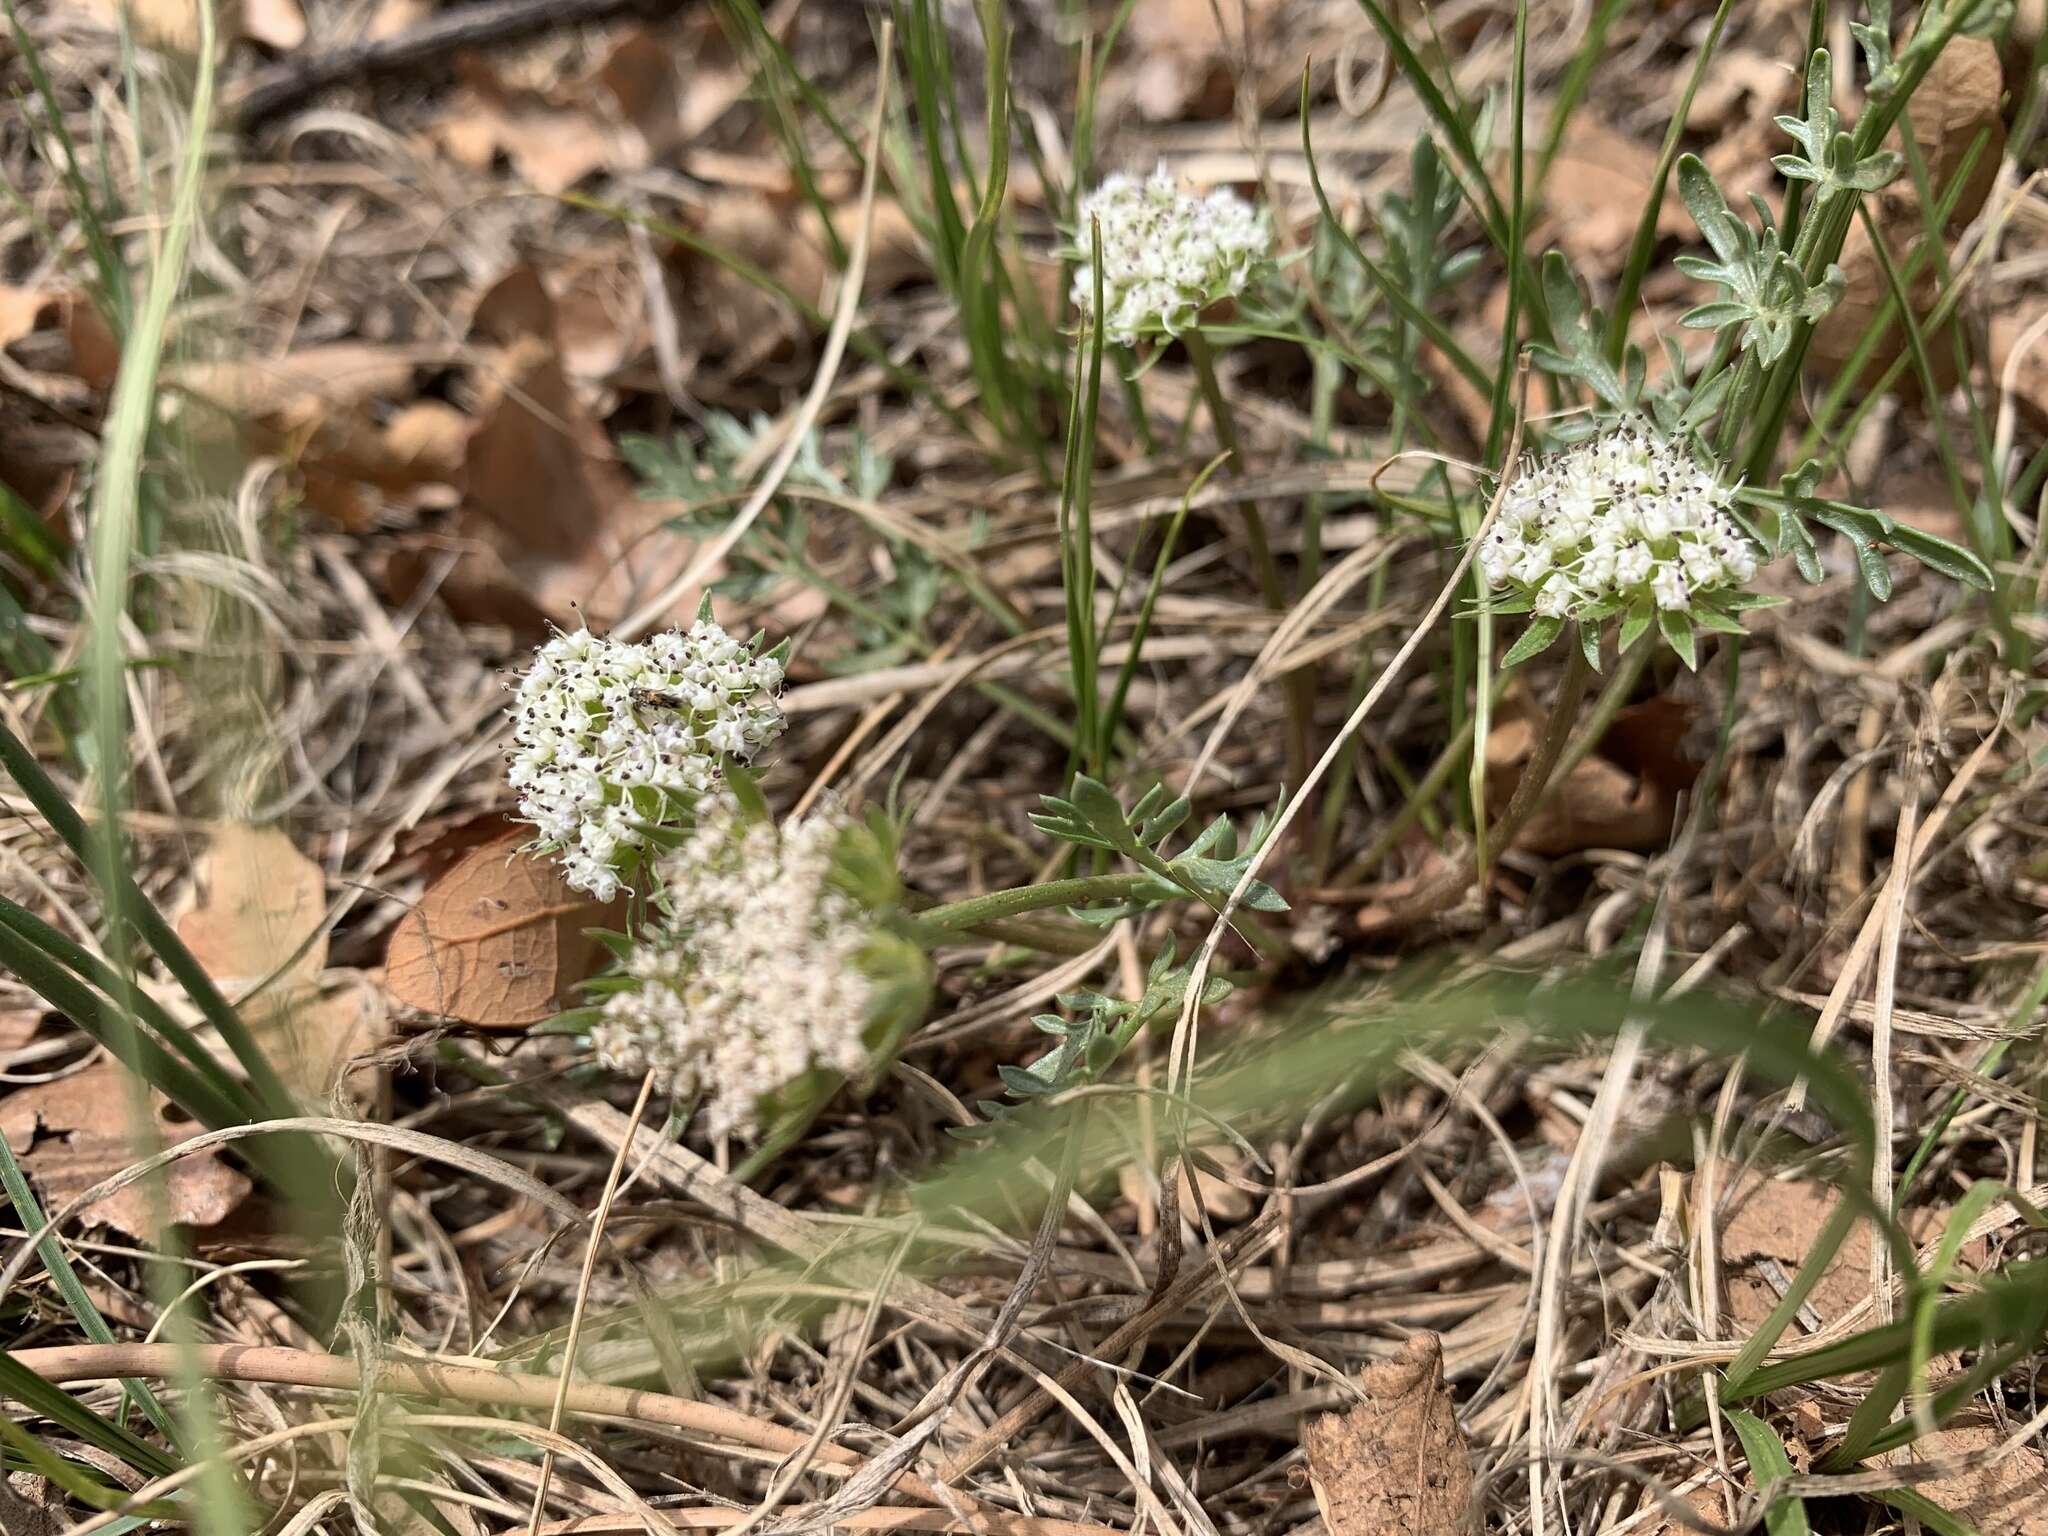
[1069,165,1275,346]
[1479,419,1770,668]
[504,617,787,900]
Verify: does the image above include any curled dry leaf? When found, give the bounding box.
[1303,1333,1474,1536]
[1484,695,1698,858]
[387,263,687,630]
[177,821,389,1103]
[383,829,618,1028]
[0,1063,252,1237]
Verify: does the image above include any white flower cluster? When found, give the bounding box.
[590,805,872,1138]
[505,623,786,901]
[1479,422,1758,622]
[1071,166,1273,345]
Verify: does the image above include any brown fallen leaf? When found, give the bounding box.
[1879,1423,2048,1536]
[384,830,617,1027]
[0,285,116,394]
[388,263,692,629]
[238,0,304,48]
[1484,694,1697,858]
[669,191,927,370]
[0,1063,252,1237]
[176,822,388,1102]
[1118,0,1283,121]
[165,342,468,531]
[1809,35,2005,402]
[0,1009,44,1055]
[1541,119,1670,272]
[1303,1334,1474,1536]
[0,287,57,350]
[435,19,746,194]
[177,822,327,992]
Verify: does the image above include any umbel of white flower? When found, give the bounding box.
[505,622,786,901]
[1479,422,1758,628]
[590,803,873,1139]
[1071,166,1273,346]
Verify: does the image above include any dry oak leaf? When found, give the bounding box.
[177,821,327,992]
[384,830,615,1027]
[1303,1334,1475,1536]
[1880,1423,2048,1536]
[176,822,388,1102]
[1484,695,1698,857]
[0,1063,252,1237]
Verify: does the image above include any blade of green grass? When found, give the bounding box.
[1060,227,1108,777]
[0,1136,179,1445]
[1604,0,1737,366]
[0,0,127,326]
[1098,453,1227,767]
[0,718,297,1122]
[0,1353,176,1480]
[1536,0,1634,180]
[1725,1407,1812,1536]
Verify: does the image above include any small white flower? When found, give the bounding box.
[1614,542,1653,586]
[505,621,787,898]
[1535,573,1577,618]
[1069,166,1275,345]
[1512,542,1554,583]
[1479,420,1761,644]
[590,804,874,1139]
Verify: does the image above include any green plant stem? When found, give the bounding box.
[1181,330,1280,603]
[0,719,298,1121]
[1533,634,1652,809]
[1481,638,1595,883]
[1895,955,2048,1207]
[1337,670,1515,883]
[913,873,1158,933]
[1184,326,1309,796]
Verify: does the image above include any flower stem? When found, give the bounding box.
[1186,325,1310,798]
[1183,329,1282,608]
[1482,637,1597,874]
[913,873,1158,934]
